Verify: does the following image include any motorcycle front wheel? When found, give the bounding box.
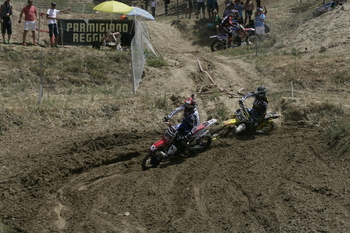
[247,34,261,44]
[142,152,162,170]
[211,39,228,52]
[212,126,233,140]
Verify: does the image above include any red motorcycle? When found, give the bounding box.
[210,24,255,52]
[142,119,217,170]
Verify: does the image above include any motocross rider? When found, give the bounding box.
[236,86,268,133]
[220,9,240,44]
[162,94,200,158]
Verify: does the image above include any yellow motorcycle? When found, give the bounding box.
[212,106,280,140]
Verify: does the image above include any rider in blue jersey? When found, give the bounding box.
[163,94,200,158]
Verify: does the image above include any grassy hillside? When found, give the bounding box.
[1,0,349,145]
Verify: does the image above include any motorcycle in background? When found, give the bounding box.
[142,119,217,170]
[210,24,255,52]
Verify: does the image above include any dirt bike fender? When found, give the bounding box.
[245,28,255,32]
[192,119,217,136]
[221,118,238,127]
[210,34,227,39]
[149,138,168,152]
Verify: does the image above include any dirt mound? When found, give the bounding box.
[280,3,350,55]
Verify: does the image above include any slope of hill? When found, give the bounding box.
[1,0,350,232]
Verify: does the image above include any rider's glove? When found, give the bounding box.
[163,117,169,122]
[238,100,244,108]
[178,134,189,141]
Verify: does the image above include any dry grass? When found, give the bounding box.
[255,55,350,90]
[1,0,350,152]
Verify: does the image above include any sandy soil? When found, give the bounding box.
[1,2,350,233]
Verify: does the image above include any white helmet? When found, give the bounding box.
[229,10,238,17]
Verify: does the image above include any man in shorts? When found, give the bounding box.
[244,0,253,26]
[46,2,70,47]
[18,0,38,46]
[195,0,205,19]
[206,0,215,18]
[185,0,193,19]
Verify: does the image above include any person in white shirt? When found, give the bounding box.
[149,0,157,18]
[46,1,70,47]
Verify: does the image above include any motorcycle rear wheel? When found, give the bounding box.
[142,152,162,170]
[212,126,233,140]
[211,39,228,52]
[184,135,212,155]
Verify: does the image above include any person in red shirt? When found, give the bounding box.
[18,0,38,46]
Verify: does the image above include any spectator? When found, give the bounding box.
[256,0,261,8]
[46,2,70,47]
[214,0,219,13]
[0,0,13,44]
[255,7,267,41]
[149,0,157,18]
[144,0,149,11]
[185,0,193,18]
[207,0,215,18]
[213,9,221,33]
[195,0,205,19]
[164,0,170,15]
[244,0,253,26]
[233,0,243,24]
[18,0,38,46]
[119,14,128,20]
[101,31,120,46]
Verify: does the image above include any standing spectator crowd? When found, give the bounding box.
[0,0,72,47]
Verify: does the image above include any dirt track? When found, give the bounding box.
[1,6,350,233]
[1,122,350,232]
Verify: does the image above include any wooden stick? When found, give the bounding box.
[197,57,244,98]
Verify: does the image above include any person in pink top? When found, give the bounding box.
[244,0,253,26]
[18,0,38,46]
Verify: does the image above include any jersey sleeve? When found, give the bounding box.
[190,110,200,135]
[241,92,255,102]
[166,105,185,119]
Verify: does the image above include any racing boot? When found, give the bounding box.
[161,144,177,160]
[236,123,246,134]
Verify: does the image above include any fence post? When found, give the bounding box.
[38,6,44,104]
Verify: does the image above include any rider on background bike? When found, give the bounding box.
[236,86,268,133]
[220,9,240,44]
[163,94,200,158]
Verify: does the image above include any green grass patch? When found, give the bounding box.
[146,56,168,67]
[326,120,350,154]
